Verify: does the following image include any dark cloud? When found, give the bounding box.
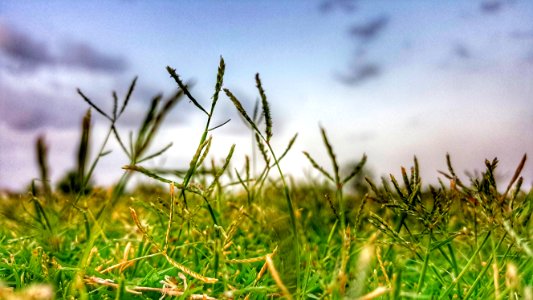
[0,82,84,131]
[319,0,358,14]
[453,44,472,59]
[337,63,381,85]
[0,24,54,69]
[0,23,128,73]
[480,1,507,14]
[60,42,127,72]
[348,15,389,43]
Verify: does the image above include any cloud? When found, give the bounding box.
[60,41,127,72]
[337,63,381,85]
[0,23,128,73]
[453,44,472,59]
[509,30,533,40]
[319,0,358,13]
[0,81,84,131]
[0,24,54,69]
[348,15,389,43]
[480,1,507,14]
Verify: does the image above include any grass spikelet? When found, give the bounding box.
[166,66,208,116]
[255,133,270,165]
[120,76,137,116]
[197,135,213,167]
[207,144,235,195]
[123,165,203,195]
[302,151,333,182]
[343,154,367,184]
[76,89,112,121]
[320,126,340,185]
[275,133,298,164]
[210,56,225,111]
[223,88,257,131]
[255,73,273,143]
[189,138,212,171]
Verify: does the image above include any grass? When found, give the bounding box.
[0,58,532,299]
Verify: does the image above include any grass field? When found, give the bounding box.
[1,58,531,299]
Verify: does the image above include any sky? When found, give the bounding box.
[0,0,532,191]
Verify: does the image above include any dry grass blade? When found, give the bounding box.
[256,73,273,143]
[357,286,390,300]
[167,66,208,116]
[501,153,527,202]
[129,207,161,251]
[226,255,268,264]
[161,252,218,284]
[265,253,292,299]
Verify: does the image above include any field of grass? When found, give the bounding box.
[1,58,531,299]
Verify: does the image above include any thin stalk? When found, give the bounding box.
[417,232,432,294]
[265,141,300,294]
[446,243,462,298]
[439,231,491,299]
[72,126,113,208]
[463,232,507,299]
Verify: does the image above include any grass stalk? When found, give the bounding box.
[439,230,492,299]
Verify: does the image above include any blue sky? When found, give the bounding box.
[1,0,532,190]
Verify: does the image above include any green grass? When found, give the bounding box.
[0,58,531,299]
